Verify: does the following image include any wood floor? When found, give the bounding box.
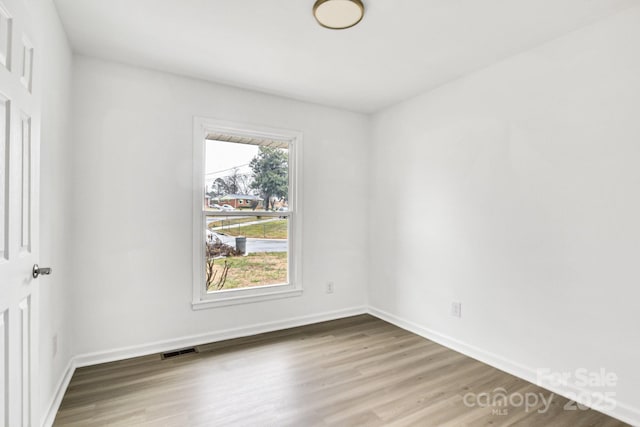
[54,315,627,426]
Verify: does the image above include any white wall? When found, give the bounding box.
[69,57,369,357]
[370,5,640,422]
[38,0,74,423]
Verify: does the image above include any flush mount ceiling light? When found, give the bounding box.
[313,0,364,30]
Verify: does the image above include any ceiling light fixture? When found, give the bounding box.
[313,0,364,30]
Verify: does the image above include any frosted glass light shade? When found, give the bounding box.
[313,0,364,30]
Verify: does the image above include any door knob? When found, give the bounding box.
[32,264,52,279]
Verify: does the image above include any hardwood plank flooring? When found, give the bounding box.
[54,315,628,426]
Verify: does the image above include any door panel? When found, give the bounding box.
[19,113,30,253]
[0,95,8,261]
[19,296,30,426]
[0,0,39,425]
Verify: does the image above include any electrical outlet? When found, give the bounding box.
[52,334,58,358]
[451,302,462,318]
[326,282,334,294]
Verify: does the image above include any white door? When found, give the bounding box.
[0,0,41,425]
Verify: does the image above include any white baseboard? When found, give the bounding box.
[73,306,367,368]
[367,306,640,427]
[42,357,76,427]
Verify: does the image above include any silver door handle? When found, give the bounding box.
[33,264,52,279]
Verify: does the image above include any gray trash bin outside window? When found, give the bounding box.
[235,236,247,254]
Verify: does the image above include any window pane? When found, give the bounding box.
[205,139,288,212]
[205,215,289,291]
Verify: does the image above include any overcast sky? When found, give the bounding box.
[205,140,258,185]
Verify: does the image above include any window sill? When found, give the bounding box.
[192,288,303,310]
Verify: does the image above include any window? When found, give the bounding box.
[192,118,302,309]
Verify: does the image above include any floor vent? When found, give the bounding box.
[161,347,197,359]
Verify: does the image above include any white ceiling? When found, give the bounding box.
[54,0,637,113]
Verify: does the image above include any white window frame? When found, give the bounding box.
[192,117,303,309]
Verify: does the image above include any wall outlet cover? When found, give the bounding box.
[451,302,462,318]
